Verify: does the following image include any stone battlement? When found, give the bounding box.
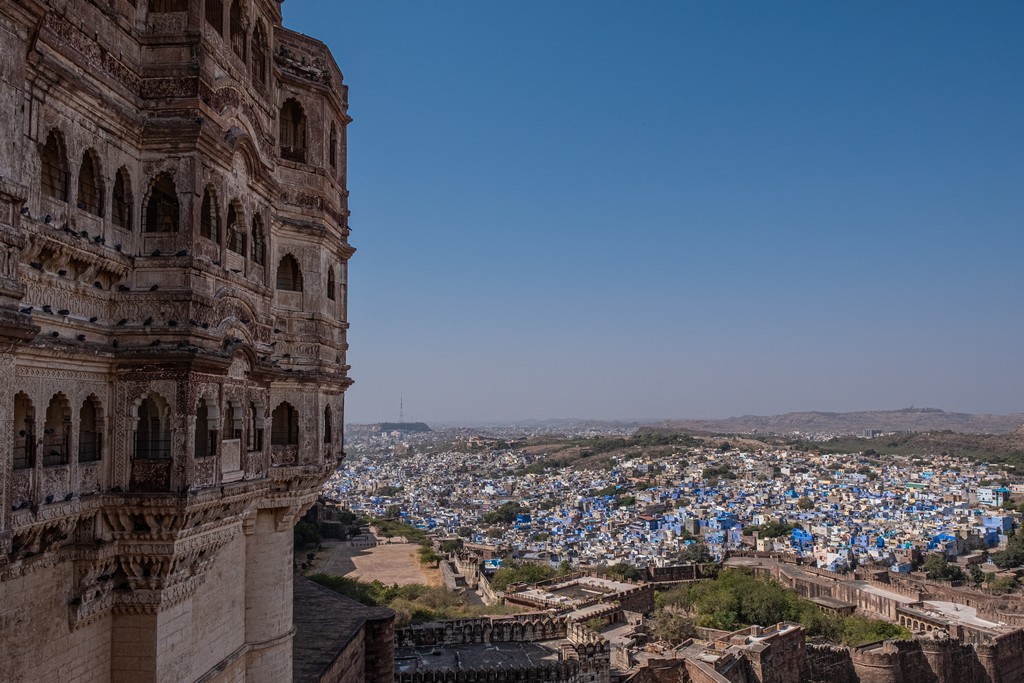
[395,614,568,648]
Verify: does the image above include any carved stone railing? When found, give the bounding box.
[274,290,303,311]
[221,439,242,482]
[129,459,172,493]
[78,462,102,496]
[243,450,264,479]
[41,465,71,504]
[193,456,216,488]
[10,469,32,508]
[270,444,298,467]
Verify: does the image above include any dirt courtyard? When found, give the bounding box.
[310,537,440,586]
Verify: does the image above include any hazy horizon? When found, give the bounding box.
[347,405,1024,429]
[284,2,1024,424]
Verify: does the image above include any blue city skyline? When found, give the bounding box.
[283,2,1024,423]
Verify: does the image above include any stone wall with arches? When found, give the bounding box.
[0,0,361,680]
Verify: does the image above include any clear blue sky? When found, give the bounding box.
[282,2,1024,424]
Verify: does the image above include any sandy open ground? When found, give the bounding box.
[311,535,440,586]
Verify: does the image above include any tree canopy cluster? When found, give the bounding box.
[922,555,966,582]
[574,432,702,456]
[481,501,528,525]
[370,518,429,543]
[991,533,1024,570]
[702,465,737,483]
[293,520,321,548]
[489,560,571,591]
[309,574,521,626]
[744,521,797,538]
[591,562,643,581]
[654,569,910,646]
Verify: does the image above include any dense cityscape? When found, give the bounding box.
[326,424,1021,580]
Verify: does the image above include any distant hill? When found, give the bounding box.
[349,422,433,433]
[653,408,1024,436]
[809,430,1024,466]
[375,422,432,433]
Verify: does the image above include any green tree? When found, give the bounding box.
[922,555,965,582]
[602,562,642,581]
[335,508,358,525]
[294,520,321,547]
[481,501,528,525]
[798,605,844,641]
[990,575,1019,593]
[841,616,911,646]
[417,545,443,567]
[991,533,1024,569]
[967,564,985,588]
[372,518,428,543]
[741,579,800,627]
[797,497,814,511]
[652,610,697,644]
[490,561,558,591]
[745,521,796,538]
[440,539,463,554]
[678,543,713,563]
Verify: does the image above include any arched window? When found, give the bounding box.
[200,186,220,241]
[112,168,133,230]
[276,254,303,291]
[279,99,306,163]
[229,0,246,59]
[79,397,103,463]
[135,395,170,459]
[326,268,336,301]
[195,399,215,458]
[144,173,179,233]
[77,150,104,216]
[13,393,35,470]
[329,122,338,168]
[251,22,268,87]
[149,0,187,11]
[224,401,242,439]
[204,0,223,32]
[40,130,68,201]
[271,402,298,445]
[247,403,264,451]
[227,202,246,255]
[251,213,266,265]
[43,394,71,466]
[324,405,332,444]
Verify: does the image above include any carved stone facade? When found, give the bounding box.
[0,0,353,680]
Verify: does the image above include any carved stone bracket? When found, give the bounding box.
[6,512,81,566]
[68,516,242,629]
